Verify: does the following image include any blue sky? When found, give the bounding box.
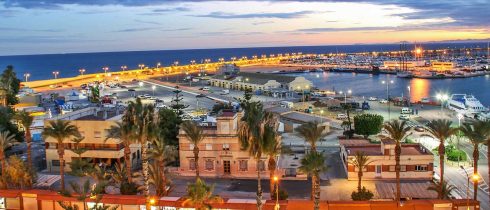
[0,0,489,55]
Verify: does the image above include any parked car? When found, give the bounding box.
[379,99,388,104]
[336,113,348,120]
[368,97,377,101]
[399,114,410,120]
[414,126,425,132]
[202,86,210,91]
[401,107,411,114]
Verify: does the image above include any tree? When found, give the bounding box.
[427,181,456,199]
[106,121,135,183]
[426,119,457,199]
[0,65,21,105]
[170,86,189,117]
[354,114,383,139]
[238,101,278,210]
[351,186,374,201]
[298,151,328,210]
[0,156,35,189]
[14,111,34,169]
[68,136,94,177]
[264,135,281,199]
[460,121,488,200]
[124,99,154,209]
[383,120,410,203]
[149,136,177,196]
[59,179,118,210]
[42,120,80,191]
[0,106,21,141]
[295,121,327,152]
[181,121,205,179]
[157,108,182,146]
[111,163,138,195]
[89,85,100,103]
[0,130,15,177]
[349,151,372,192]
[182,178,223,210]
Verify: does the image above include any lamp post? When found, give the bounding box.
[152,85,156,96]
[382,80,394,120]
[103,67,109,74]
[79,68,86,76]
[273,176,280,210]
[52,71,59,79]
[138,64,145,70]
[407,86,411,107]
[23,73,30,82]
[436,94,449,113]
[460,166,479,210]
[121,65,127,71]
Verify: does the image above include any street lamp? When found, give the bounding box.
[52,71,59,79]
[156,62,161,69]
[103,67,109,74]
[139,81,144,88]
[23,73,30,82]
[436,93,449,113]
[460,166,479,209]
[138,64,145,70]
[457,113,464,127]
[407,86,411,106]
[382,80,394,120]
[121,65,127,71]
[273,176,280,210]
[152,85,156,96]
[79,68,86,76]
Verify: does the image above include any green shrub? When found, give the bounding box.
[354,114,383,138]
[120,181,138,195]
[272,189,289,200]
[351,187,374,201]
[447,149,467,161]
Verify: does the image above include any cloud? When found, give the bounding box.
[114,27,192,32]
[192,10,316,19]
[0,9,17,17]
[134,19,162,25]
[252,21,274,25]
[295,26,397,33]
[0,27,62,32]
[152,7,190,12]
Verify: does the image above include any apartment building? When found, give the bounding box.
[44,108,140,172]
[178,110,281,178]
[340,138,434,180]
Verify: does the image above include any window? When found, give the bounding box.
[239,160,248,171]
[206,144,212,150]
[401,165,407,172]
[189,159,196,170]
[52,160,60,166]
[389,166,395,172]
[415,165,428,171]
[205,159,214,171]
[94,131,102,138]
[257,160,266,171]
[222,143,230,151]
[190,144,195,150]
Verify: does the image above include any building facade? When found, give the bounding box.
[340,138,434,180]
[209,72,312,92]
[178,111,280,178]
[44,110,140,172]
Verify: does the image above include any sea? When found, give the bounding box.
[0,42,489,105]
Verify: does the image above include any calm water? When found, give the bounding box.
[0,42,488,81]
[291,72,490,106]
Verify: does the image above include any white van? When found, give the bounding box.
[202,86,210,91]
[401,107,411,114]
[280,101,294,108]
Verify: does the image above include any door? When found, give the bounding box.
[375,165,382,177]
[224,160,231,174]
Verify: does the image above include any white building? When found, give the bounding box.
[209,72,312,92]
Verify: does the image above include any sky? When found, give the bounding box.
[0,0,489,56]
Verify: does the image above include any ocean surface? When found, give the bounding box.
[0,42,488,81]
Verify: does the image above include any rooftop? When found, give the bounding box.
[342,140,432,156]
[212,72,298,85]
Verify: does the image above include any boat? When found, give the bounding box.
[447,94,489,117]
[396,71,414,78]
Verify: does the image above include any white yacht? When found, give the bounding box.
[447,94,489,117]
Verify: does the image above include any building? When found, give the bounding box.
[0,88,6,106]
[383,60,425,70]
[44,107,140,172]
[209,72,312,92]
[340,138,434,180]
[178,110,281,178]
[431,61,455,71]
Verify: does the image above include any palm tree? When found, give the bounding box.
[42,120,80,191]
[124,99,155,209]
[460,121,488,200]
[182,178,223,210]
[383,120,410,203]
[426,119,457,199]
[149,137,177,196]
[298,151,328,210]
[106,121,135,183]
[349,151,372,192]
[295,121,327,152]
[427,181,456,199]
[181,121,205,179]
[238,101,278,210]
[14,111,34,169]
[264,136,281,199]
[0,131,15,176]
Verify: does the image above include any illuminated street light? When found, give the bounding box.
[152,85,156,96]
[138,64,145,69]
[273,176,280,210]
[102,66,109,74]
[382,80,394,120]
[52,71,59,79]
[139,81,144,87]
[121,65,127,71]
[436,93,449,113]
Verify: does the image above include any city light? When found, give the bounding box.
[23,73,30,82]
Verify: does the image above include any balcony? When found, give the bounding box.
[220,150,232,156]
